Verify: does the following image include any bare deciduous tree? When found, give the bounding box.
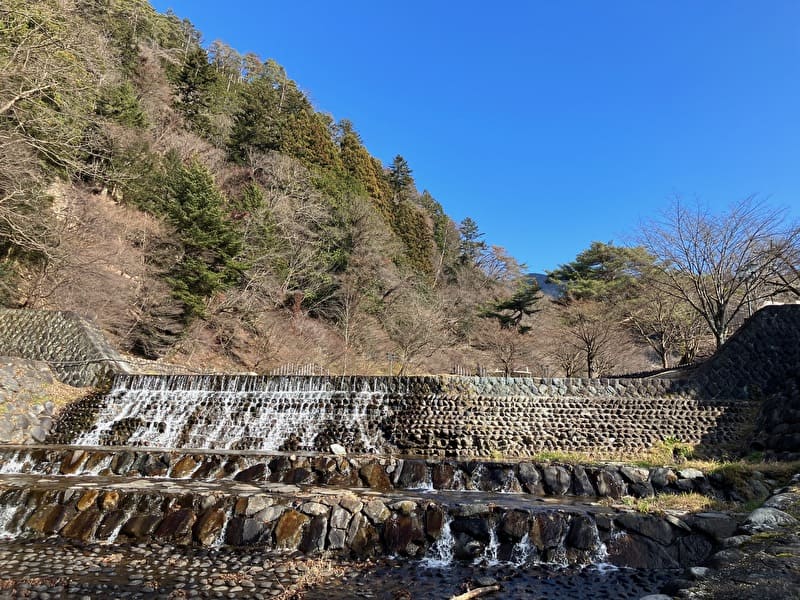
[381,289,450,375]
[331,204,399,374]
[639,197,800,348]
[626,276,707,368]
[559,300,630,377]
[471,321,532,376]
[237,153,340,311]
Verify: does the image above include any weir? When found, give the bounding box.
[49,372,755,457]
[0,369,754,573]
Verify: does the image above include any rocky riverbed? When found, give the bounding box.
[675,474,800,600]
[0,538,679,599]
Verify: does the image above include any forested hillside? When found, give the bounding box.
[0,0,550,374]
[2,1,797,376]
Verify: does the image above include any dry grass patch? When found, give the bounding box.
[42,381,92,408]
[272,558,347,600]
[612,492,729,514]
[0,577,69,590]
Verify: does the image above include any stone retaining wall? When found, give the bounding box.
[0,477,729,569]
[387,390,754,457]
[0,310,129,387]
[695,304,800,399]
[2,446,768,502]
[47,375,758,457]
[4,305,799,456]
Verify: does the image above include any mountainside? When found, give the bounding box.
[0,0,566,375]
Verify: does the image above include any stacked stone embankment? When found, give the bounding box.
[387,379,753,456]
[696,304,800,457]
[47,373,758,457]
[2,446,770,502]
[0,309,129,387]
[0,470,731,569]
[3,305,800,456]
[694,304,800,399]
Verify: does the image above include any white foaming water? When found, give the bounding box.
[590,529,624,572]
[212,517,230,548]
[408,469,434,492]
[474,523,500,566]
[77,454,113,476]
[0,450,27,474]
[98,507,132,544]
[421,516,455,568]
[451,469,466,490]
[500,468,522,494]
[510,532,534,567]
[469,464,486,489]
[75,375,392,452]
[0,504,19,540]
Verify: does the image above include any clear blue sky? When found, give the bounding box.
[150,0,800,273]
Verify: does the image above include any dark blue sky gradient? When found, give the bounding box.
[150,0,800,272]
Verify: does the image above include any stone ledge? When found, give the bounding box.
[0,472,727,568]
[0,446,766,503]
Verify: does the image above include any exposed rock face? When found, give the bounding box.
[359,462,392,491]
[0,358,61,444]
[274,510,310,549]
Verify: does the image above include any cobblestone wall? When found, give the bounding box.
[0,474,726,568]
[387,389,755,457]
[697,305,800,456]
[1,446,767,502]
[47,373,757,457]
[694,304,800,399]
[0,309,129,387]
[4,305,800,456]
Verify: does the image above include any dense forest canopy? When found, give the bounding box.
[1,0,797,375]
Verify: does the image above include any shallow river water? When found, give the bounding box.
[0,538,677,599]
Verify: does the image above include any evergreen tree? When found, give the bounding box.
[161,154,242,318]
[229,61,341,170]
[96,82,147,128]
[546,241,654,301]
[387,155,413,199]
[174,46,217,136]
[458,217,486,265]
[339,120,388,202]
[483,276,542,332]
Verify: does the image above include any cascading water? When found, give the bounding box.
[474,522,500,566]
[469,464,486,490]
[74,374,395,452]
[0,503,18,540]
[421,515,455,568]
[510,532,534,567]
[0,450,26,474]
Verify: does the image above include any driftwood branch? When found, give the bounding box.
[450,585,502,600]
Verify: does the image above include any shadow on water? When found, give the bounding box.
[304,558,680,600]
